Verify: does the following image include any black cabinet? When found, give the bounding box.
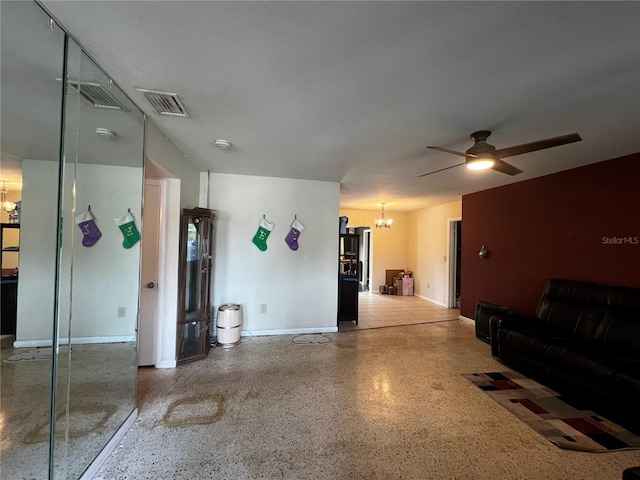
[177,208,216,364]
[338,276,359,322]
[1,223,19,334]
[338,234,359,323]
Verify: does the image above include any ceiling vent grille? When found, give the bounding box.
[65,80,128,110]
[136,88,190,118]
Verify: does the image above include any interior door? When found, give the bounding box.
[139,181,162,366]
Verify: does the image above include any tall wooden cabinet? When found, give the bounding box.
[177,208,217,364]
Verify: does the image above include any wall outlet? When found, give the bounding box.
[260,304,267,314]
[117,307,125,317]
[427,283,430,289]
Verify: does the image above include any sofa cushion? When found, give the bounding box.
[546,344,595,375]
[545,344,618,385]
[536,279,608,343]
[615,373,640,401]
[607,285,640,312]
[497,329,551,360]
[610,361,640,399]
[596,313,640,358]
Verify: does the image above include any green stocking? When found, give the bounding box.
[114,211,141,249]
[252,217,275,251]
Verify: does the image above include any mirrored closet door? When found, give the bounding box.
[0,2,145,478]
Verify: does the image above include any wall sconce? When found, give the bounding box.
[374,203,393,229]
[478,245,488,259]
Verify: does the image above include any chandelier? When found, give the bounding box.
[374,203,393,229]
[0,181,16,212]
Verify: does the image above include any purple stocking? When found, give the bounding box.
[75,210,102,247]
[285,218,305,251]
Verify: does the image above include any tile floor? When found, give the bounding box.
[92,299,638,480]
[339,291,460,330]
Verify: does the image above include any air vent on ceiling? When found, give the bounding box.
[65,80,128,110]
[136,88,190,118]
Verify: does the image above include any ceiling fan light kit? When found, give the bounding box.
[466,157,495,171]
[422,130,582,178]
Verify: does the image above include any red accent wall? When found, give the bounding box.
[460,153,640,319]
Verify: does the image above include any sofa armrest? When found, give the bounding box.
[490,314,542,357]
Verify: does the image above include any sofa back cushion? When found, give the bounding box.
[595,286,640,357]
[536,279,607,343]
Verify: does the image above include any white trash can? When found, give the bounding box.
[217,304,242,348]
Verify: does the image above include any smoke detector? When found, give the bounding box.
[214,139,232,150]
[95,128,115,139]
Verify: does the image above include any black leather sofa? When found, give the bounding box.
[490,278,640,433]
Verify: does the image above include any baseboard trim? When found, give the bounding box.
[155,359,177,369]
[459,315,474,325]
[242,326,338,337]
[80,408,138,480]
[415,294,448,308]
[13,335,136,348]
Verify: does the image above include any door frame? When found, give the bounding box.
[446,217,462,308]
[141,178,168,367]
[363,229,371,291]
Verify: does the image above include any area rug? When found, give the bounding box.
[463,371,640,452]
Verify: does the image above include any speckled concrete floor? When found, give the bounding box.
[96,321,638,480]
[0,342,137,480]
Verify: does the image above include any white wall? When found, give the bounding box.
[339,208,410,292]
[16,161,142,345]
[15,160,58,344]
[145,121,200,209]
[407,201,462,306]
[209,173,340,334]
[69,164,143,339]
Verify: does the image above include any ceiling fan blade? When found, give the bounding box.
[417,162,466,177]
[494,133,582,159]
[426,146,468,157]
[491,158,523,176]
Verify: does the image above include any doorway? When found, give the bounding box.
[447,219,462,308]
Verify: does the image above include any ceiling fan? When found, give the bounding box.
[419,130,582,177]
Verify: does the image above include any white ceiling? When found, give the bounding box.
[38,1,640,212]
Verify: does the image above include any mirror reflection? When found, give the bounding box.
[1,2,65,478]
[55,40,144,479]
[1,2,144,478]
